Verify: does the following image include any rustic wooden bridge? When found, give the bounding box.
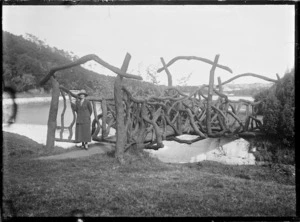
[39,53,279,161]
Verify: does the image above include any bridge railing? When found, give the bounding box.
[55,86,117,144]
[40,53,279,153]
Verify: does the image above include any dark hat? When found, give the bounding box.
[78,89,88,96]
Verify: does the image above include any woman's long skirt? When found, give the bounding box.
[75,122,91,142]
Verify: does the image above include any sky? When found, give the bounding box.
[3,5,295,86]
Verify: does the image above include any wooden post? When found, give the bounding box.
[206,54,220,136]
[60,90,67,140]
[91,101,100,139]
[67,93,76,140]
[114,53,131,164]
[177,103,183,135]
[218,77,223,98]
[101,99,107,139]
[46,77,60,151]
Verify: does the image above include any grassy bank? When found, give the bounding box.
[2,132,296,217]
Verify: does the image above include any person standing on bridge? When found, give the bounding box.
[71,89,93,150]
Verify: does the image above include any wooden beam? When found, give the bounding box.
[39,54,142,86]
[157,56,232,74]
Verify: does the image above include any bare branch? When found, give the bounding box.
[39,54,142,86]
[157,56,233,74]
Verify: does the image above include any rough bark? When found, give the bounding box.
[114,53,131,164]
[160,57,173,86]
[157,56,232,74]
[46,77,60,151]
[217,73,278,87]
[101,99,107,138]
[39,54,142,86]
[206,55,220,136]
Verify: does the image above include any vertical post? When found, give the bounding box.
[46,77,60,151]
[218,77,223,94]
[206,54,220,136]
[177,103,183,135]
[245,105,250,131]
[217,77,223,109]
[101,99,107,139]
[114,53,131,164]
[91,101,100,139]
[67,93,76,140]
[60,90,66,139]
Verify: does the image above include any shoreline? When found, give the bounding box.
[2,96,63,105]
[2,95,254,105]
[4,123,256,165]
[3,123,75,149]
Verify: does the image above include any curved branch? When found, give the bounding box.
[67,92,76,140]
[185,109,207,138]
[166,136,203,144]
[157,56,233,74]
[39,54,142,86]
[218,73,278,87]
[60,89,67,139]
[227,111,244,131]
[91,101,101,139]
[160,57,173,86]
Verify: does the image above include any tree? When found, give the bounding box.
[255,70,295,147]
[262,93,282,135]
[253,88,270,115]
[177,72,192,86]
[145,65,160,85]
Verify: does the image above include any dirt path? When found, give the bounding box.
[38,142,115,160]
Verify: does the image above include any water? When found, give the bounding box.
[2,95,254,126]
[3,97,102,126]
[212,95,254,101]
[3,96,255,161]
[2,97,102,149]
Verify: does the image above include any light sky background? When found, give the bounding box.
[3,5,295,86]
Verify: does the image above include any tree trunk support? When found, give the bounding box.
[46,77,60,151]
[101,99,107,138]
[206,54,220,136]
[114,53,131,164]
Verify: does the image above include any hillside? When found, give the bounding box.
[2,31,167,98]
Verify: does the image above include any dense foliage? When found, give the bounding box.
[254,70,295,147]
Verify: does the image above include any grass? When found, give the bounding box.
[3,132,79,158]
[2,132,296,217]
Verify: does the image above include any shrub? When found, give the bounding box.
[254,70,295,148]
[253,89,269,115]
[262,92,282,135]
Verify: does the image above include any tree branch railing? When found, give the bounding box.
[157,56,233,74]
[43,52,276,158]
